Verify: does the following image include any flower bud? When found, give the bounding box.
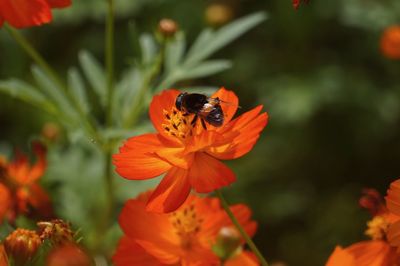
[4,229,41,266]
[205,3,234,27]
[41,122,61,142]
[213,227,242,260]
[158,18,178,38]
[37,219,74,244]
[46,243,93,266]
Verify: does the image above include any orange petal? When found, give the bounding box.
[149,89,181,141]
[211,87,239,126]
[0,184,11,224]
[387,220,400,249]
[207,106,268,160]
[113,134,172,180]
[188,152,236,193]
[46,0,71,8]
[119,199,180,264]
[225,251,258,266]
[230,204,258,238]
[112,237,165,266]
[326,246,355,266]
[26,142,47,184]
[146,167,191,213]
[386,179,400,216]
[0,0,52,28]
[27,184,53,219]
[0,244,8,266]
[346,240,396,266]
[156,147,193,169]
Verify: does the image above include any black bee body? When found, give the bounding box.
[175,92,224,129]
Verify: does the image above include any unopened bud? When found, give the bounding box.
[41,122,60,142]
[4,229,41,265]
[213,227,241,260]
[37,219,74,244]
[158,18,178,37]
[205,3,234,27]
[46,243,93,266]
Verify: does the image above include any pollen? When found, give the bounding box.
[162,108,193,141]
[365,215,389,240]
[170,203,203,248]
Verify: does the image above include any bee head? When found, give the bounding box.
[175,92,188,111]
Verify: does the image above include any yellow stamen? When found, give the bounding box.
[365,215,389,240]
[169,203,203,249]
[162,108,193,141]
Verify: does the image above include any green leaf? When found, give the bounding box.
[140,34,157,65]
[184,12,267,66]
[177,60,232,80]
[0,79,57,114]
[165,31,186,73]
[31,66,77,119]
[114,68,142,124]
[68,67,90,114]
[79,50,107,106]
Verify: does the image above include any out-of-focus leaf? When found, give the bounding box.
[114,68,142,124]
[31,66,76,120]
[165,31,186,73]
[140,34,157,65]
[0,79,57,114]
[78,51,107,107]
[178,60,232,80]
[68,68,90,115]
[184,12,267,66]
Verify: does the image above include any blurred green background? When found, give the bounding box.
[1,0,400,265]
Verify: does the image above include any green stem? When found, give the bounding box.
[5,25,64,90]
[105,0,115,127]
[5,24,100,143]
[215,189,269,266]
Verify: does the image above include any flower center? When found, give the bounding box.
[162,108,193,141]
[169,203,203,249]
[365,215,389,240]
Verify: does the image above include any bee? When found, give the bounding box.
[175,92,224,129]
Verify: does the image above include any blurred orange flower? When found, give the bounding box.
[380,26,400,60]
[0,142,52,222]
[326,180,400,265]
[46,243,93,266]
[113,191,258,266]
[0,0,71,29]
[114,88,268,213]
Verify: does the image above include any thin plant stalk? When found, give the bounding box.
[215,189,269,266]
[105,0,115,126]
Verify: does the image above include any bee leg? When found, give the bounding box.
[200,118,207,130]
[191,115,198,126]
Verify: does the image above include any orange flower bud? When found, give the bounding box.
[205,3,234,27]
[37,219,74,244]
[158,18,179,37]
[46,243,93,266]
[4,229,41,265]
[41,122,61,142]
[380,25,400,60]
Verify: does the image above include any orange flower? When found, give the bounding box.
[113,191,258,266]
[326,180,400,265]
[0,0,71,29]
[380,26,400,60]
[114,88,268,213]
[0,142,52,222]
